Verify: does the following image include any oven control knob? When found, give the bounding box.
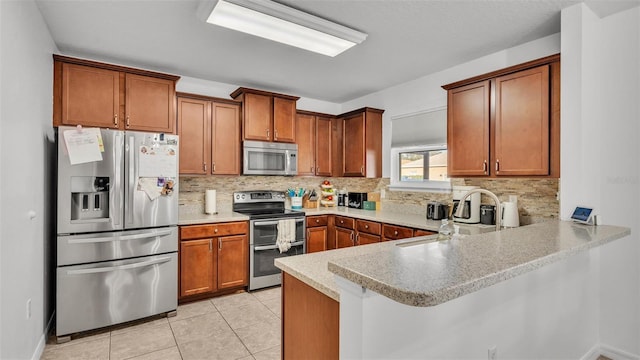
[241,194,245,199]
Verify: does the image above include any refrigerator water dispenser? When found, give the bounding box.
[70,176,109,221]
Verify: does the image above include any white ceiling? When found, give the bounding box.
[35,0,639,103]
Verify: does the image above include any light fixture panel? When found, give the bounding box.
[206,0,366,57]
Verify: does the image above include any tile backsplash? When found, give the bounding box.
[179,176,559,223]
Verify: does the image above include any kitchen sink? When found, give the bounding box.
[395,236,439,248]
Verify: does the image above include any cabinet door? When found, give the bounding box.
[243,93,273,141]
[212,102,242,175]
[307,226,328,253]
[335,227,355,248]
[125,74,175,133]
[343,113,366,176]
[217,235,248,289]
[494,65,550,176]
[316,116,333,176]
[447,81,490,176]
[357,232,380,246]
[61,63,120,128]
[180,239,216,297]
[177,97,210,174]
[296,113,316,176]
[273,97,296,143]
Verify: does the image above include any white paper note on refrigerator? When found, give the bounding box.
[63,128,103,165]
[138,145,177,177]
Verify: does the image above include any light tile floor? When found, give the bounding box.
[42,286,282,360]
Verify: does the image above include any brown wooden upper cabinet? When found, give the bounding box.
[53,55,179,133]
[177,93,241,175]
[296,111,333,177]
[442,54,560,178]
[231,87,299,143]
[342,108,384,178]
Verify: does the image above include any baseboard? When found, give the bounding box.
[31,312,54,360]
[581,343,640,360]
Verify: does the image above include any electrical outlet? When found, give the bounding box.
[380,189,386,199]
[488,346,497,360]
[26,299,31,319]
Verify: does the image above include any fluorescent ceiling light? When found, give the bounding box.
[205,0,367,57]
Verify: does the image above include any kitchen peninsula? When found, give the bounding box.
[275,221,630,359]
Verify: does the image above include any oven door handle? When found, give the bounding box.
[253,218,305,227]
[254,241,304,251]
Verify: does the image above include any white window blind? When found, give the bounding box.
[391,107,447,147]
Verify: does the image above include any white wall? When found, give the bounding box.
[340,33,561,177]
[0,1,58,359]
[561,3,640,357]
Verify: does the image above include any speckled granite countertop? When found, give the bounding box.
[178,211,249,225]
[276,220,629,306]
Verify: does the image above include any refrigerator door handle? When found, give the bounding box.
[113,132,123,227]
[66,256,173,275]
[66,229,173,244]
[127,135,135,225]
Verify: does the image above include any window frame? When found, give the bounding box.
[390,144,451,193]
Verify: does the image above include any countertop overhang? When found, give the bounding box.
[276,220,629,307]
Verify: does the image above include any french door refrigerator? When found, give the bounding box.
[56,126,179,341]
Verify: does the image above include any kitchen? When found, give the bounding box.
[1,1,639,360]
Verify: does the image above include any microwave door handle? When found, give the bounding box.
[285,149,291,175]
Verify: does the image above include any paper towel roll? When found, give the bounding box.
[205,190,217,214]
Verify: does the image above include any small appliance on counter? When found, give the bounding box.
[427,202,449,220]
[480,204,496,225]
[501,201,520,228]
[452,185,480,223]
[348,192,367,209]
[337,189,347,207]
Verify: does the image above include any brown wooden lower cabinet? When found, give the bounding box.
[335,226,355,248]
[179,222,248,301]
[282,272,339,359]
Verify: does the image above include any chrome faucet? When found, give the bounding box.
[454,188,501,232]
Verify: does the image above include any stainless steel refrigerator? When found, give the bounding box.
[55,126,179,341]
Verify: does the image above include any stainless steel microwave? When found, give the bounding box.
[243,140,298,176]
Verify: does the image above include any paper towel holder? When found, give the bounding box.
[205,189,218,215]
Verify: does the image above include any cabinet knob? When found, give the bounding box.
[214,228,218,233]
[394,230,399,235]
[365,225,369,229]
[340,220,344,224]
[316,219,320,223]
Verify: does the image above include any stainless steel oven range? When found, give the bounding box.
[233,191,305,291]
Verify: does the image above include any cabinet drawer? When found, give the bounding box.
[414,229,436,237]
[334,216,355,229]
[307,215,329,228]
[383,224,414,240]
[180,222,248,240]
[356,219,381,235]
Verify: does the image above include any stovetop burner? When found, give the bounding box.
[232,190,305,220]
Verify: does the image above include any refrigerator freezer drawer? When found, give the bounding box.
[56,252,177,337]
[57,227,178,266]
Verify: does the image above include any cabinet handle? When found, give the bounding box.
[212,163,216,173]
[126,116,130,128]
[483,160,487,173]
[203,163,207,172]
[310,166,313,172]
[218,238,222,250]
[209,239,212,251]
[361,166,364,175]
[307,230,310,239]
[496,160,500,172]
[114,114,118,127]
[274,129,278,140]
[317,167,320,173]
[266,129,270,139]
[355,233,359,245]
